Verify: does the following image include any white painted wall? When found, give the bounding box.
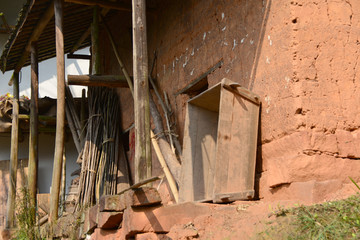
[0,133,79,193]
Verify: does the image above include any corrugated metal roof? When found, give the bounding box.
[0,0,95,73]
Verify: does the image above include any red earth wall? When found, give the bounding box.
[100,0,360,203]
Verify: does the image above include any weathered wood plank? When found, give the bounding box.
[179,88,220,203]
[213,79,260,203]
[132,0,151,183]
[49,0,66,224]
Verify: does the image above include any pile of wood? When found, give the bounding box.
[76,87,127,209]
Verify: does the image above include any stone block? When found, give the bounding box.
[130,187,162,207]
[98,211,123,229]
[99,195,127,212]
[122,202,213,238]
[99,187,162,212]
[90,228,123,240]
[83,205,98,234]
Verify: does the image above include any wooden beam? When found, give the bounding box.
[28,42,39,215]
[132,0,151,183]
[64,0,132,11]
[67,74,129,87]
[12,1,55,77]
[49,0,65,224]
[5,72,19,229]
[67,53,91,60]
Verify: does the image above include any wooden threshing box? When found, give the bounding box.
[180,78,260,203]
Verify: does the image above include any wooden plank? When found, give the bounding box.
[5,72,19,229]
[64,0,132,11]
[132,0,151,184]
[28,42,39,213]
[67,74,129,87]
[179,102,219,202]
[49,0,65,224]
[212,78,260,203]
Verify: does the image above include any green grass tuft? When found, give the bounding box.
[258,194,360,240]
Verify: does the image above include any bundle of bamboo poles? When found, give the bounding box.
[76,87,121,208]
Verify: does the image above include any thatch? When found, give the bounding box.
[0,0,95,73]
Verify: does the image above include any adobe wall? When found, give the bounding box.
[101,0,360,203]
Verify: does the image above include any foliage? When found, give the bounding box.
[14,187,40,240]
[258,194,360,240]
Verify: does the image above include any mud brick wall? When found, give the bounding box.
[100,0,360,203]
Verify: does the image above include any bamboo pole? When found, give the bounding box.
[150,131,178,202]
[60,148,66,213]
[132,0,151,183]
[28,42,39,213]
[49,0,65,224]
[5,72,19,229]
[80,89,86,147]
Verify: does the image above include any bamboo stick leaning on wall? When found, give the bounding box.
[50,0,66,224]
[65,86,81,153]
[101,14,181,195]
[5,72,19,229]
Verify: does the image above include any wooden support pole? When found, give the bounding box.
[64,0,132,11]
[28,42,39,212]
[5,72,19,229]
[49,0,65,224]
[132,0,151,183]
[67,74,129,87]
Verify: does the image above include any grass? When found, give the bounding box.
[258,194,360,240]
[15,187,40,240]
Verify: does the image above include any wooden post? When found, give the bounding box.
[49,0,65,224]
[28,42,39,212]
[132,0,151,183]
[5,72,19,229]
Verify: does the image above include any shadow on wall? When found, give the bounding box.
[247,0,272,91]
